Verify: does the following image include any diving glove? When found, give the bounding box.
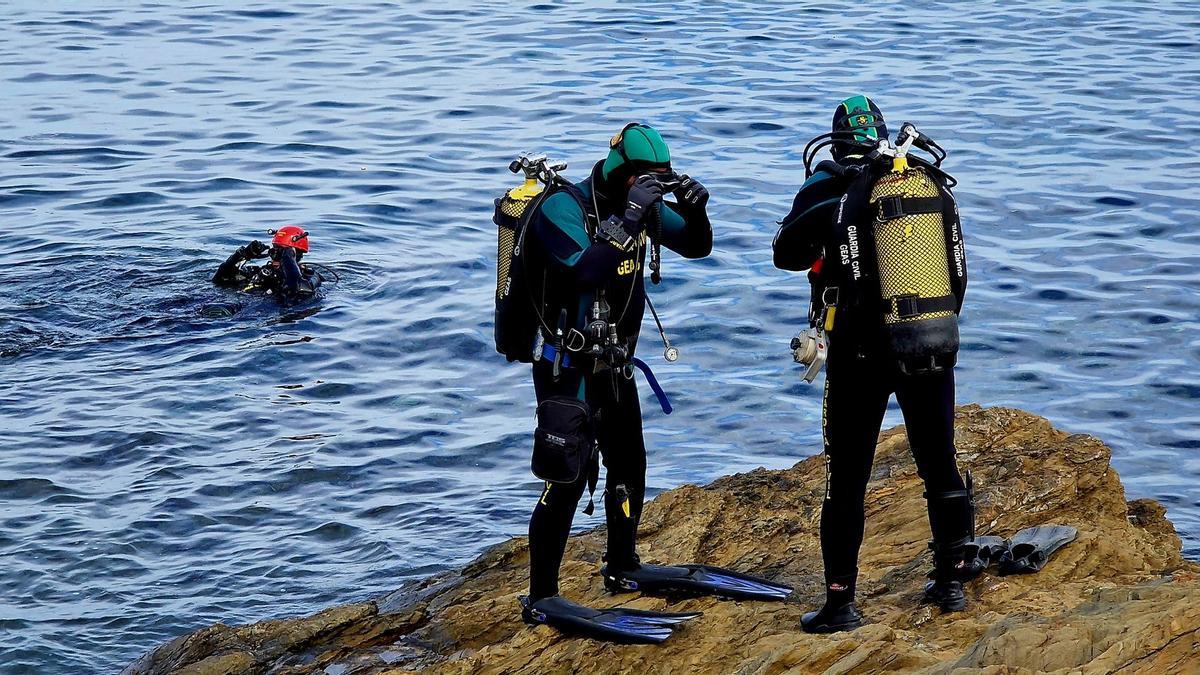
[674,174,709,209]
[624,174,664,225]
[242,240,269,259]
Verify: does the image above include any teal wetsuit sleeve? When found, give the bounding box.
[535,193,590,266]
[656,200,712,259]
[773,170,842,271]
[533,191,622,286]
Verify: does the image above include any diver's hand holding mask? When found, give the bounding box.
[623,174,665,226]
[243,239,269,259]
[675,174,709,209]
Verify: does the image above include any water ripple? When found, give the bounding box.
[0,1,1197,673]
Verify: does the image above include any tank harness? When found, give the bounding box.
[796,123,967,379]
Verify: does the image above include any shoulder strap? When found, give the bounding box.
[555,181,600,239]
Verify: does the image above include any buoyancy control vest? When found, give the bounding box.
[830,158,967,374]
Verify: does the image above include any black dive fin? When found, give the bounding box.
[602,563,793,601]
[997,525,1077,575]
[519,595,701,644]
[958,535,1010,580]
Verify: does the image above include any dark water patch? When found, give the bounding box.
[347,183,399,195]
[0,478,76,500]
[206,141,268,152]
[124,108,193,118]
[306,100,365,109]
[7,146,149,161]
[9,71,134,84]
[0,188,82,206]
[149,177,258,194]
[1035,288,1084,301]
[231,9,302,19]
[58,431,174,470]
[300,521,363,540]
[64,191,168,209]
[271,168,344,178]
[1151,383,1200,400]
[270,142,357,156]
[1095,196,1137,206]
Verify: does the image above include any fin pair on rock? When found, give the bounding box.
[919,525,1078,614]
[521,562,793,644]
[520,595,701,645]
[959,524,1078,580]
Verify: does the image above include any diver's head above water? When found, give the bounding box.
[830,95,888,160]
[269,224,309,262]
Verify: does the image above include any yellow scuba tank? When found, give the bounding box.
[868,155,960,373]
[494,155,565,363]
[495,174,543,304]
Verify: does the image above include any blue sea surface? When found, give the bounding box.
[1,1,1197,672]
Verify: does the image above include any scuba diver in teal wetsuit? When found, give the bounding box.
[775,96,975,632]
[212,225,322,305]
[493,124,791,644]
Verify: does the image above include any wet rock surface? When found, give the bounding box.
[123,406,1200,674]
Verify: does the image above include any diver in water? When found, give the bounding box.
[212,225,321,304]
[508,124,791,644]
[774,96,973,632]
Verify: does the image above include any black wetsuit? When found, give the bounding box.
[774,159,971,599]
[212,246,321,304]
[526,161,712,601]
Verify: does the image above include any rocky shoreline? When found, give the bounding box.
[122,406,1200,674]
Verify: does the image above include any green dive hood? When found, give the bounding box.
[601,123,672,189]
[831,95,887,159]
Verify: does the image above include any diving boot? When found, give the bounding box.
[924,482,974,610]
[801,575,863,633]
[921,577,965,612]
[923,538,969,612]
[800,602,864,633]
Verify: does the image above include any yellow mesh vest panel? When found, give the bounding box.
[869,169,954,325]
[495,184,542,301]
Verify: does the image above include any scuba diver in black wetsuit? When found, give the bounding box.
[493,124,791,644]
[774,96,974,632]
[212,225,322,305]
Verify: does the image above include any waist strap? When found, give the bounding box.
[539,341,573,369]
